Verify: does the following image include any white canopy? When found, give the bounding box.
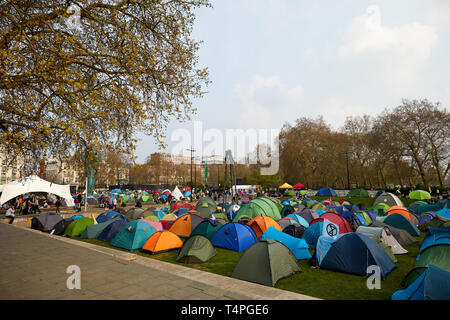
[171,186,183,200]
[0,175,74,206]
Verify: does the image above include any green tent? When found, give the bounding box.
[64,217,94,237]
[126,208,145,221]
[213,212,229,222]
[143,216,160,222]
[176,235,216,263]
[196,196,217,209]
[196,202,217,218]
[142,208,157,218]
[311,203,327,211]
[403,244,450,287]
[80,216,121,239]
[356,211,373,226]
[283,190,296,198]
[372,203,390,216]
[141,195,150,202]
[409,190,431,200]
[232,197,282,223]
[191,219,223,239]
[347,188,369,197]
[231,239,301,287]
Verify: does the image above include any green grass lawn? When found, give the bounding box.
[73,231,425,300]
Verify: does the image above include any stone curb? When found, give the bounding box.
[10,224,320,300]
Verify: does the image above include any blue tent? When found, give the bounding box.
[98,219,129,242]
[436,208,450,220]
[301,222,323,247]
[285,214,309,228]
[174,208,189,217]
[153,210,166,220]
[110,220,157,251]
[211,223,257,252]
[315,187,337,197]
[96,211,120,224]
[419,212,435,225]
[392,264,450,300]
[312,233,396,279]
[384,213,420,236]
[110,188,122,194]
[261,226,311,260]
[71,215,84,220]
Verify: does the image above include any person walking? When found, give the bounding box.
[113,196,117,209]
[5,204,15,224]
[55,197,61,213]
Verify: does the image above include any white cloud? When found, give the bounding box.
[337,5,438,87]
[232,75,304,130]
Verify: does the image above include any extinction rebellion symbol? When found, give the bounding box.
[326,223,338,237]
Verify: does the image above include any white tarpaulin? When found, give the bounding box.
[171,186,183,200]
[0,175,74,206]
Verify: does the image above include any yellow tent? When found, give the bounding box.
[91,214,98,224]
[279,183,293,189]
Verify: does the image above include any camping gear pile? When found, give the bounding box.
[28,190,449,296]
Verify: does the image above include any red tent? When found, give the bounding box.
[310,212,352,234]
[292,182,306,189]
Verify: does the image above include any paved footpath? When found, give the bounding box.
[0,223,318,300]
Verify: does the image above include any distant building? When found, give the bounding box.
[0,149,23,184]
[45,158,82,186]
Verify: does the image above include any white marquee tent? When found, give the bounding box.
[0,175,74,206]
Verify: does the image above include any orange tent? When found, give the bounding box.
[142,231,183,254]
[187,209,204,218]
[386,206,413,222]
[169,214,203,238]
[247,216,282,239]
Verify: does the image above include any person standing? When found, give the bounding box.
[76,192,82,212]
[5,204,15,224]
[113,196,117,209]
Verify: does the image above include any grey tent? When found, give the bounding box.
[176,235,216,263]
[125,207,145,221]
[356,226,408,255]
[31,212,63,233]
[297,209,320,224]
[370,220,418,247]
[373,192,404,207]
[231,239,301,287]
[50,218,73,235]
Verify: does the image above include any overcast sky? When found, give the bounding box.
[134,0,450,163]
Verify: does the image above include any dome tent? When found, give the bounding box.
[97,219,129,242]
[261,226,311,260]
[315,187,337,197]
[211,223,257,252]
[232,197,282,223]
[347,188,369,197]
[247,216,282,239]
[110,220,157,251]
[231,239,301,287]
[31,212,63,233]
[142,231,183,254]
[311,233,396,279]
[176,235,216,263]
[373,192,404,207]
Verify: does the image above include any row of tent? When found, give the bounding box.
[29,191,449,294]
